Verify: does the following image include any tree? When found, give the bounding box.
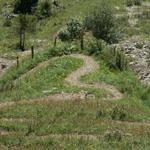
[84,1,120,44]
[35,0,52,19]
[14,0,38,14]
[14,14,37,51]
[58,18,85,49]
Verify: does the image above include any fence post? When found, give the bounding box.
[54,36,57,47]
[80,34,84,50]
[16,56,19,68]
[31,45,34,59]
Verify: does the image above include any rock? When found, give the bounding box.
[116,37,150,85]
[1,64,7,69]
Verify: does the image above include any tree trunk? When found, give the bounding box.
[19,32,22,50]
[22,32,25,51]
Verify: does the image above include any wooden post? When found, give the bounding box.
[16,56,19,68]
[54,36,57,47]
[31,45,34,59]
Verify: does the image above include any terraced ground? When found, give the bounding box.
[0,0,150,149]
[0,54,150,149]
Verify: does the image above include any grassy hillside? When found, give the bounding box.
[0,0,150,149]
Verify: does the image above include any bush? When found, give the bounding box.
[84,1,121,44]
[3,19,12,27]
[134,0,142,6]
[104,129,123,142]
[58,18,84,42]
[35,0,53,19]
[126,0,142,7]
[49,43,77,57]
[58,28,71,42]
[142,9,150,19]
[66,18,84,40]
[58,18,85,49]
[101,46,128,71]
[126,0,134,7]
[86,39,104,55]
[14,0,38,14]
[110,105,128,121]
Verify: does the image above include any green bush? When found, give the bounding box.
[134,0,142,6]
[3,19,12,27]
[104,129,123,142]
[110,105,128,121]
[84,1,121,44]
[35,0,53,19]
[58,28,71,42]
[101,46,128,71]
[49,43,77,57]
[67,18,84,40]
[142,9,150,19]
[126,0,142,7]
[14,0,38,14]
[86,39,104,55]
[58,18,84,42]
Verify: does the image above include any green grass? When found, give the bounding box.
[1,0,150,149]
[0,100,150,149]
[0,56,84,101]
[81,55,150,106]
[1,0,149,56]
[0,55,150,149]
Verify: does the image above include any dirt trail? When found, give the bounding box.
[67,54,123,100]
[35,133,100,141]
[1,54,150,137]
[0,54,123,110]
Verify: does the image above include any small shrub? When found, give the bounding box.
[49,43,77,57]
[35,0,53,19]
[84,1,121,44]
[58,18,85,49]
[135,42,144,49]
[142,9,150,19]
[126,0,142,7]
[101,47,128,71]
[66,18,84,41]
[110,105,128,121]
[96,110,106,119]
[104,129,123,142]
[134,0,142,6]
[86,39,104,55]
[3,19,12,27]
[58,28,71,42]
[126,0,134,7]
[14,0,38,14]
[140,87,150,107]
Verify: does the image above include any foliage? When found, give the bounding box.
[3,19,12,27]
[35,0,53,19]
[85,38,105,55]
[57,27,71,42]
[13,14,37,51]
[49,43,77,57]
[84,0,121,44]
[14,0,38,14]
[101,46,128,71]
[110,105,128,121]
[126,0,142,6]
[58,18,84,41]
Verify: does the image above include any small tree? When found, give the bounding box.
[35,0,53,19]
[84,1,120,44]
[58,18,85,49]
[14,14,37,51]
[14,0,38,14]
